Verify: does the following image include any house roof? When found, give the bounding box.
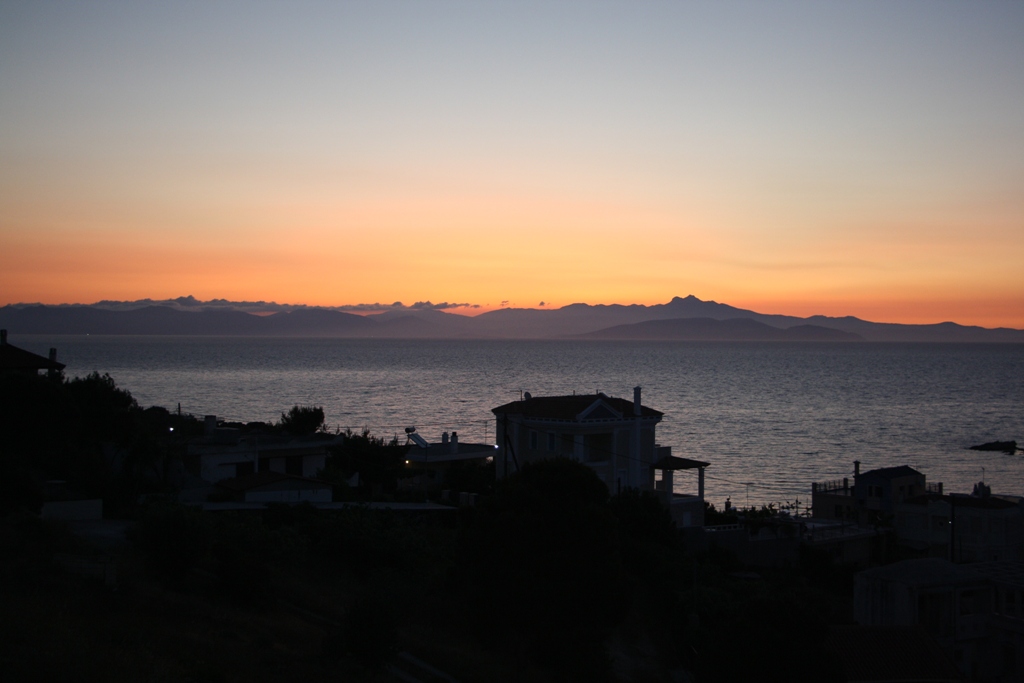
[188,432,342,455]
[0,333,65,372]
[858,465,922,480]
[651,455,709,470]
[966,561,1024,588]
[491,393,663,421]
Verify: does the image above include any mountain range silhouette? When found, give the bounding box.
[1,295,1021,342]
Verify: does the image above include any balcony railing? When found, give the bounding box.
[813,479,851,495]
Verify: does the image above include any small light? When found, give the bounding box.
[169,427,174,432]
[405,460,410,464]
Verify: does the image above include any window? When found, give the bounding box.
[529,430,538,450]
[547,432,556,451]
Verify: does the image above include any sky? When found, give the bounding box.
[1,1,1022,327]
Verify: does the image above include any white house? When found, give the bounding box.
[187,416,339,483]
[492,388,662,492]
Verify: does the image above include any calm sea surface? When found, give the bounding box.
[19,336,1024,508]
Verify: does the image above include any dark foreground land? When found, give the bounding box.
[1,371,854,682]
[0,488,857,682]
[0,499,854,683]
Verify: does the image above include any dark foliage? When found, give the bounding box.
[65,372,138,443]
[320,429,406,499]
[279,405,325,435]
[703,501,739,526]
[442,457,495,495]
[458,459,625,681]
[609,487,683,587]
[0,372,75,514]
[0,370,208,517]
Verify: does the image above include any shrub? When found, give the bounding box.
[279,405,325,435]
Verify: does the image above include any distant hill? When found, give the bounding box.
[1,295,1022,342]
[579,317,864,342]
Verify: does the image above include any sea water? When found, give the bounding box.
[18,335,1024,508]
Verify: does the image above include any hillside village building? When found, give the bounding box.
[0,329,64,378]
[896,488,1024,563]
[812,462,937,525]
[184,416,338,498]
[492,388,708,526]
[855,558,1024,681]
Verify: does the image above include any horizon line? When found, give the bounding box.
[3,294,1023,331]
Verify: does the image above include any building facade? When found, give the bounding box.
[896,491,1024,563]
[492,388,662,494]
[813,462,935,524]
[855,558,1024,681]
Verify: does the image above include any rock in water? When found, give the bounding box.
[969,441,1017,454]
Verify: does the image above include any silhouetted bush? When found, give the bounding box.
[279,405,325,435]
[0,370,197,517]
[457,459,624,680]
[443,458,495,495]
[320,430,406,498]
[66,372,138,443]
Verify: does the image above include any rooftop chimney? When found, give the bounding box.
[442,431,449,445]
[450,431,458,454]
[854,460,861,477]
[633,386,642,416]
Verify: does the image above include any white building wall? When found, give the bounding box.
[302,454,326,478]
[200,448,257,482]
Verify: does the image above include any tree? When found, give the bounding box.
[320,429,405,499]
[458,459,625,680]
[279,405,325,435]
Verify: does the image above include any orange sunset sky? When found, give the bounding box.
[1,1,1022,328]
